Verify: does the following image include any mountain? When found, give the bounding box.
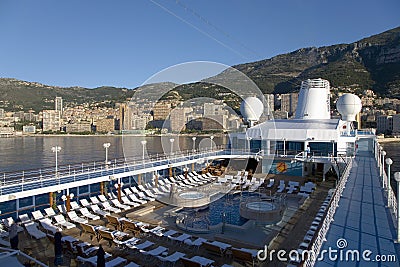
[0,78,135,112]
[231,26,400,95]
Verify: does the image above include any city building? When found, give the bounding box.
[55,96,63,116]
[376,115,393,135]
[23,125,36,134]
[65,122,92,133]
[153,101,172,121]
[42,110,61,132]
[95,117,115,133]
[280,92,298,117]
[170,107,193,132]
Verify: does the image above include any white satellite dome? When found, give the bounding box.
[240,97,263,126]
[336,94,362,121]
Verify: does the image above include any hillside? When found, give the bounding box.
[0,78,135,111]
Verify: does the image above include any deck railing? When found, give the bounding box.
[303,157,353,267]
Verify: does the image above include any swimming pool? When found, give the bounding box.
[179,191,207,200]
[178,192,260,229]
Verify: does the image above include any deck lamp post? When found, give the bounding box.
[141,140,147,160]
[386,158,393,207]
[394,172,400,243]
[103,143,111,167]
[169,138,174,156]
[246,136,252,153]
[382,150,387,185]
[210,135,214,151]
[51,146,61,179]
[192,136,196,152]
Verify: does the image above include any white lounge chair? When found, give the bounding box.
[77,253,112,266]
[24,221,46,239]
[98,194,109,203]
[57,204,67,214]
[128,194,147,204]
[168,233,191,243]
[19,214,31,224]
[121,196,140,207]
[157,251,185,267]
[129,240,154,250]
[90,196,101,205]
[105,257,127,267]
[44,207,57,217]
[111,199,130,211]
[266,179,275,188]
[184,237,207,250]
[79,207,100,221]
[79,198,91,207]
[31,210,45,221]
[101,201,121,213]
[67,211,89,224]
[70,201,80,210]
[90,204,109,217]
[38,218,62,234]
[53,214,76,229]
[137,191,155,201]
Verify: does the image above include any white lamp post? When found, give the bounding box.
[386,158,393,207]
[283,138,286,156]
[51,146,61,178]
[394,172,400,243]
[103,143,111,166]
[246,136,252,152]
[192,136,197,152]
[169,138,175,156]
[210,135,214,151]
[141,140,147,160]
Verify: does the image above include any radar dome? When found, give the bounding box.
[240,97,263,126]
[336,94,362,121]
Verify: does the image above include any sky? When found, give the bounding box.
[0,0,399,89]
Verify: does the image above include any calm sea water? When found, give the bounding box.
[382,142,400,175]
[0,135,227,173]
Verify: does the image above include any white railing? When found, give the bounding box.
[303,158,353,267]
[0,247,47,267]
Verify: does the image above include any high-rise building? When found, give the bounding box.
[153,101,172,121]
[170,107,192,132]
[0,108,4,119]
[42,110,61,132]
[280,93,298,117]
[55,97,63,116]
[264,94,275,116]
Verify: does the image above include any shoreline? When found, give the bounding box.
[377,137,400,143]
[4,133,227,138]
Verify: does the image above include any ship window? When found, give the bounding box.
[19,196,33,208]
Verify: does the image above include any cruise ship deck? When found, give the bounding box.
[315,146,400,266]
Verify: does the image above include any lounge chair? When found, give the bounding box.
[18,213,31,224]
[67,211,89,224]
[90,204,110,217]
[44,207,57,217]
[79,207,100,221]
[101,201,121,213]
[161,229,177,238]
[128,194,147,205]
[53,214,76,229]
[124,262,140,267]
[39,218,62,234]
[202,241,231,256]
[24,221,46,239]
[79,198,91,207]
[121,196,140,207]
[168,233,191,243]
[98,194,109,203]
[183,237,207,250]
[129,240,154,250]
[106,215,122,230]
[266,179,274,188]
[121,220,141,236]
[70,201,80,210]
[157,251,186,267]
[2,217,24,232]
[57,204,67,214]
[31,210,45,221]
[137,191,155,202]
[111,199,130,211]
[180,257,202,267]
[231,247,258,266]
[140,245,168,258]
[188,256,215,267]
[80,223,98,241]
[90,196,101,205]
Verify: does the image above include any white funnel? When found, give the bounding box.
[295,78,331,120]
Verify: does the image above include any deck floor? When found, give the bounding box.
[316,151,400,267]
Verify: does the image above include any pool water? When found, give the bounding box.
[181,192,259,228]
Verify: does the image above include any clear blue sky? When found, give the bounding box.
[0,0,399,88]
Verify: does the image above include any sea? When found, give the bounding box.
[0,135,227,173]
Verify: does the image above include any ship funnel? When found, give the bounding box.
[295,78,331,120]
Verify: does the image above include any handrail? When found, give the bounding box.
[303,157,353,267]
[0,247,47,267]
